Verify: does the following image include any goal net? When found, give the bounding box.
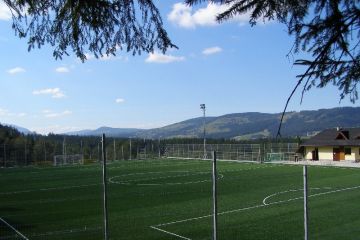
[53,154,84,166]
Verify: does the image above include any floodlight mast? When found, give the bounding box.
[200,104,207,159]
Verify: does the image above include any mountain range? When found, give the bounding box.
[64,107,360,139]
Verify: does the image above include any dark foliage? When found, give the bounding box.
[4,0,177,61]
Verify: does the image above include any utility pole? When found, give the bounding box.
[200,104,207,159]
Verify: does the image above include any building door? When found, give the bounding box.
[333,147,345,161]
[312,148,319,160]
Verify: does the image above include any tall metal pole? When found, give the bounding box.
[63,137,66,163]
[98,142,100,162]
[212,151,218,240]
[158,138,161,158]
[24,142,27,166]
[113,139,116,161]
[129,138,132,160]
[303,165,309,240]
[121,145,124,160]
[101,134,109,240]
[200,104,207,159]
[4,143,6,168]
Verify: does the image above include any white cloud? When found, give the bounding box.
[168,2,251,29]
[55,67,70,73]
[115,98,125,104]
[0,2,11,21]
[7,67,26,74]
[0,108,27,118]
[202,46,223,55]
[43,110,72,118]
[145,52,185,64]
[0,108,9,116]
[32,88,66,99]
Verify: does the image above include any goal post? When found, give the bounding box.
[53,154,84,166]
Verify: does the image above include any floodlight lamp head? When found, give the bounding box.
[200,104,205,110]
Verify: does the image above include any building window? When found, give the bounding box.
[345,148,351,155]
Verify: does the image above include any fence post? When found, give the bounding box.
[158,138,161,158]
[212,151,218,240]
[4,143,6,168]
[129,138,132,160]
[102,134,109,240]
[303,165,309,240]
[113,139,116,161]
[122,145,124,160]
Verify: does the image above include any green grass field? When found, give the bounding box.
[1,159,360,240]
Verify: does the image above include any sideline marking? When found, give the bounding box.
[150,226,191,240]
[0,183,100,195]
[109,171,224,186]
[151,185,360,239]
[0,217,29,240]
[28,226,102,238]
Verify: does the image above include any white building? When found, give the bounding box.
[300,128,360,161]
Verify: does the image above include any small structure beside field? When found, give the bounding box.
[300,127,360,161]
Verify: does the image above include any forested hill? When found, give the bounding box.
[60,107,360,139]
[135,107,360,139]
[4,107,360,140]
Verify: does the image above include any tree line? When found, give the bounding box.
[0,124,299,167]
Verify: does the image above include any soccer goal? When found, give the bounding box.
[53,154,84,166]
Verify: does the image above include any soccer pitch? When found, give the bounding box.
[1,159,360,240]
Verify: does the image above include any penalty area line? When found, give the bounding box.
[150,226,191,240]
[0,217,29,240]
[151,184,360,239]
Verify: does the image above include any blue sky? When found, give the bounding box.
[0,1,357,134]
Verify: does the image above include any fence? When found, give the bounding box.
[0,140,133,167]
[164,143,299,162]
[1,136,359,240]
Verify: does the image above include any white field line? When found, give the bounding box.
[150,226,191,240]
[28,226,102,238]
[262,187,333,205]
[0,183,100,195]
[0,217,29,240]
[109,171,224,186]
[151,185,360,239]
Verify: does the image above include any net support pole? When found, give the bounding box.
[113,139,116,161]
[102,134,109,240]
[303,164,308,240]
[129,138,132,160]
[212,151,218,240]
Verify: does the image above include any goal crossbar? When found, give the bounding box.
[53,154,84,166]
